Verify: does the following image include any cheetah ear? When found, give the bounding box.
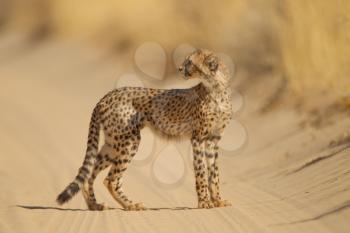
[205,55,219,73]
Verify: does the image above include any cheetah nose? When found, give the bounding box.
[178,66,183,72]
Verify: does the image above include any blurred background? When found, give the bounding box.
[0,0,349,97]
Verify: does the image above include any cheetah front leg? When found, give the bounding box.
[206,139,232,208]
[191,138,214,209]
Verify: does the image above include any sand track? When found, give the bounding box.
[0,35,349,233]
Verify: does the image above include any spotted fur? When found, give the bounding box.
[56,49,233,210]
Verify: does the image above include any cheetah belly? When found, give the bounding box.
[144,91,196,137]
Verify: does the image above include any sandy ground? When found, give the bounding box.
[0,34,349,233]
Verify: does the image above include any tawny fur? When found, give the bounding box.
[56,49,233,210]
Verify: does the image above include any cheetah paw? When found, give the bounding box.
[88,202,106,211]
[124,202,147,211]
[198,200,215,209]
[213,199,232,208]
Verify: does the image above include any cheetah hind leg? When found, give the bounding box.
[103,174,146,211]
[103,161,147,211]
[103,134,146,211]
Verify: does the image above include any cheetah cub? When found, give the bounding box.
[57,49,233,210]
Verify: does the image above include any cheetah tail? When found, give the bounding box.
[56,106,101,205]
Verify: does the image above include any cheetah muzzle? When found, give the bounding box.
[56,49,233,210]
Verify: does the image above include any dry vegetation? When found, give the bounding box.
[1,0,349,97]
[281,0,350,96]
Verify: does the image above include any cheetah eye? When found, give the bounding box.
[205,56,219,72]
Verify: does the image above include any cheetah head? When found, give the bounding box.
[178,49,230,88]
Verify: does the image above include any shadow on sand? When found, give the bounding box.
[16,204,200,212]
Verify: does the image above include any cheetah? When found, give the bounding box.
[56,49,233,210]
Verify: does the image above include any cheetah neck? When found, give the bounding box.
[199,70,231,98]
[200,70,229,91]
[214,70,230,89]
[194,74,231,108]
